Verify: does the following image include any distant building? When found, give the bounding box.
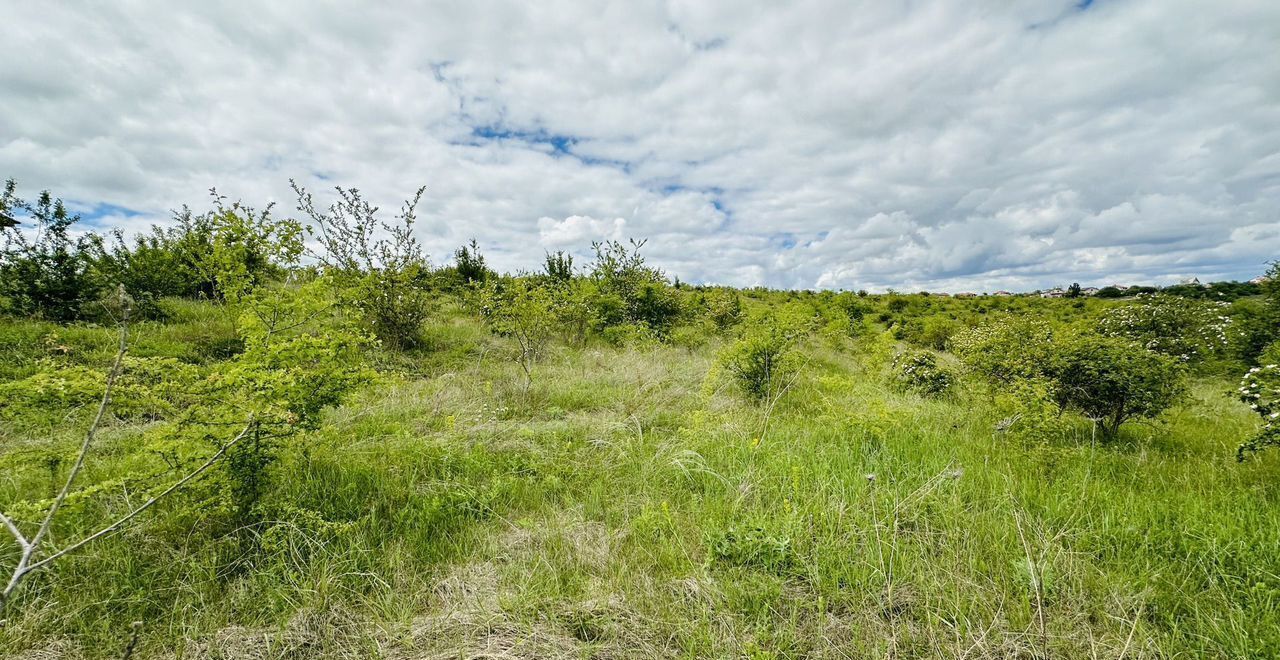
[1250,275,1270,285]
[1179,277,1205,287]
[1040,288,1065,298]
[1081,287,1100,296]
[954,292,977,298]
[992,290,1014,296]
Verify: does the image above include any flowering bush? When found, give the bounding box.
[892,350,954,397]
[950,317,1055,384]
[1098,294,1233,363]
[1237,364,1280,459]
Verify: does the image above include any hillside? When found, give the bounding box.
[1,286,1278,658]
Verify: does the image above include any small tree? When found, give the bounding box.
[453,238,490,286]
[292,180,430,348]
[1066,283,1083,298]
[587,239,682,334]
[1048,335,1186,438]
[543,250,574,283]
[0,279,370,612]
[720,321,800,401]
[188,193,303,304]
[87,193,298,313]
[705,289,743,332]
[478,279,556,391]
[0,179,102,321]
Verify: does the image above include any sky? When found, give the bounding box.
[2,0,1277,293]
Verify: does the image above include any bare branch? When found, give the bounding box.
[0,510,29,550]
[2,286,130,613]
[0,291,251,613]
[31,286,130,552]
[25,420,255,574]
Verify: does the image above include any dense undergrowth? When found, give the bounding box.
[2,180,1278,658]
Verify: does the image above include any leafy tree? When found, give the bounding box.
[477,278,556,390]
[0,179,102,321]
[87,227,207,316]
[543,250,574,283]
[705,289,743,332]
[453,238,491,286]
[0,279,369,611]
[206,278,371,522]
[1229,299,1279,366]
[188,194,303,304]
[292,181,430,348]
[89,192,303,311]
[1066,283,1082,298]
[1047,335,1186,438]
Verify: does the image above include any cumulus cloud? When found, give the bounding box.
[537,215,627,247]
[1,0,1277,291]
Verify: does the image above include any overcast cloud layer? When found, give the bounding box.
[2,0,1277,291]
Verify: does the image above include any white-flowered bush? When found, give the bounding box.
[1236,364,1280,459]
[1098,294,1234,363]
[893,350,954,397]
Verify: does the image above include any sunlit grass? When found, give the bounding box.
[1,302,1276,658]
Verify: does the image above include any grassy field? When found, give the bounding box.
[1,297,1277,659]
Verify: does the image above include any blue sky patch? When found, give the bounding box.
[471,125,576,156]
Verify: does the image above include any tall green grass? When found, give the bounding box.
[1,302,1276,658]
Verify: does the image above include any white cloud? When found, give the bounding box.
[537,215,626,248]
[1,0,1277,291]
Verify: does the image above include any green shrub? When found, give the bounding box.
[203,279,373,521]
[184,196,304,304]
[587,239,683,334]
[922,316,961,350]
[292,181,431,349]
[720,322,799,400]
[670,321,713,353]
[542,250,574,283]
[1230,298,1280,366]
[705,289,743,331]
[951,317,1056,384]
[548,278,595,346]
[601,322,656,347]
[86,217,214,316]
[1047,335,1186,438]
[452,239,492,286]
[476,279,557,389]
[1261,340,1280,367]
[892,350,954,397]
